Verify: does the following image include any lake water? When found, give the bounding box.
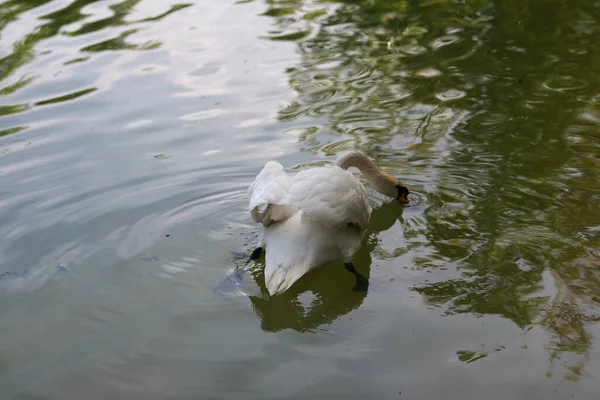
[1,0,599,398]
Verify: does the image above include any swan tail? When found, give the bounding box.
[262,213,310,295]
[262,212,345,295]
[264,259,311,296]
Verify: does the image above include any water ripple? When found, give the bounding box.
[1,0,600,396]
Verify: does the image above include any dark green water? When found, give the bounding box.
[0,0,599,398]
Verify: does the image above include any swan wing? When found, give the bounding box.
[248,161,297,226]
[285,165,371,230]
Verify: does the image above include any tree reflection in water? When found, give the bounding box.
[251,0,600,380]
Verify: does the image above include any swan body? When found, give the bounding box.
[247,151,408,295]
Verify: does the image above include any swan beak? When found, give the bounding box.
[395,185,409,204]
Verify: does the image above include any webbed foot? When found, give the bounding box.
[249,247,263,262]
[344,263,369,292]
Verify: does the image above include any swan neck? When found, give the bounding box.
[336,151,387,186]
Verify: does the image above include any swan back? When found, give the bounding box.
[285,165,371,230]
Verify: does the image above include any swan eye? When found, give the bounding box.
[395,185,409,203]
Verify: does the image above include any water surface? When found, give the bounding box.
[1,0,599,398]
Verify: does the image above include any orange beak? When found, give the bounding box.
[397,193,409,204]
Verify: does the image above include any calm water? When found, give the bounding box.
[1,0,599,398]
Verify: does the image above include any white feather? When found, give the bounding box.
[247,161,296,227]
[262,211,362,295]
[247,160,372,295]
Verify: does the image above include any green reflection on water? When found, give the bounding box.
[255,0,600,380]
[35,87,97,105]
[0,0,190,125]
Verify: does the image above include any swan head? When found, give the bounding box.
[336,151,409,203]
[375,172,409,203]
[395,183,410,203]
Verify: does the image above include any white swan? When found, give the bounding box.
[247,151,409,295]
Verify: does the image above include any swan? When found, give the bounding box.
[246,151,409,295]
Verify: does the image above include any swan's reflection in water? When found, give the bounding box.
[246,201,406,332]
